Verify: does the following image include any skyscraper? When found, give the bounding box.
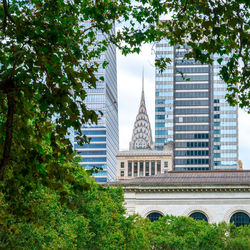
[116,73,173,180]
[73,25,118,183]
[129,70,154,150]
[155,41,238,171]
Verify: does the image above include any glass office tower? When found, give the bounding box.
[155,40,238,171]
[73,25,118,182]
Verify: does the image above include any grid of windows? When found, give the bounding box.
[175,100,209,106]
[175,108,209,115]
[155,99,173,105]
[155,130,171,135]
[176,167,209,171]
[82,164,106,169]
[175,125,209,131]
[175,159,209,165]
[176,75,209,82]
[78,150,106,155]
[94,177,107,183]
[175,150,209,156]
[175,92,209,98]
[81,157,106,162]
[175,117,209,123]
[73,26,118,183]
[74,143,106,149]
[175,133,209,140]
[176,67,209,73]
[155,43,237,171]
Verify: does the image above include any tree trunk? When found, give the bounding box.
[0,88,15,180]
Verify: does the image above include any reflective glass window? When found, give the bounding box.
[157,161,161,174]
[230,212,250,227]
[81,157,106,162]
[151,162,155,175]
[128,161,132,176]
[190,212,208,222]
[134,162,138,177]
[145,162,149,176]
[140,162,143,176]
[94,177,107,183]
[147,212,163,222]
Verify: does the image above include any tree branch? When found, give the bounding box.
[2,0,15,32]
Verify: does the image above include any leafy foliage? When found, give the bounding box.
[148,215,227,249]
[0,0,249,248]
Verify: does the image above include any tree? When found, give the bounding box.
[0,0,249,181]
[225,224,250,250]
[147,215,227,249]
[0,1,249,247]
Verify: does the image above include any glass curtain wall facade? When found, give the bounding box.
[155,40,238,171]
[74,24,118,182]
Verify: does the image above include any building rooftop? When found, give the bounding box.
[108,170,250,186]
[116,149,172,157]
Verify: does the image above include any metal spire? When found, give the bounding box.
[129,67,153,150]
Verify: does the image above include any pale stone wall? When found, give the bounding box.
[117,155,172,180]
[124,188,250,223]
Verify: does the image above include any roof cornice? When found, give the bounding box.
[118,185,250,193]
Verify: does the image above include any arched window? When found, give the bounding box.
[189,212,208,222]
[147,212,163,222]
[230,212,250,227]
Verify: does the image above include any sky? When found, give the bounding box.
[117,44,250,170]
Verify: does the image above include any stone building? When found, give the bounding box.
[110,170,250,226]
[117,146,173,180]
[117,71,173,180]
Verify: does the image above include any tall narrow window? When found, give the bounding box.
[164,161,169,168]
[128,161,132,176]
[120,162,124,168]
[145,162,149,176]
[157,161,161,175]
[151,161,155,175]
[140,162,143,176]
[134,162,138,177]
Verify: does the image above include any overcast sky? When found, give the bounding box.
[117,44,250,170]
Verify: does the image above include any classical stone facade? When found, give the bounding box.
[117,147,173,180]
[110,171,250,225]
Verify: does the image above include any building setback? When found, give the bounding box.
[155,41,238,171]
[73,24,118,183]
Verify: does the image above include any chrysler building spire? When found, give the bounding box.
[129,70,153,150]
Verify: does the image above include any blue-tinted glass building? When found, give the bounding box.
[155,41,238,171]
[73,25,118,182]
